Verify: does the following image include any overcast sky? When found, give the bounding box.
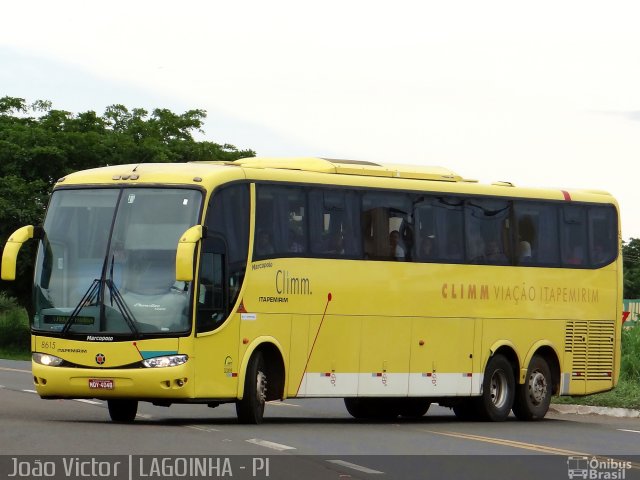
[2,1,639,240]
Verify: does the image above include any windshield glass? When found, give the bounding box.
[33,187,202,336]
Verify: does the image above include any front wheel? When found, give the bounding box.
[476,354,515,421]
[236,352,267,424]
[512,355,552,421]
[107,399,138,423]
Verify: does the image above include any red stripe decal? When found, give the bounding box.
[561,190,571,201]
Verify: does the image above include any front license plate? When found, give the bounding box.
[88,379,114,390]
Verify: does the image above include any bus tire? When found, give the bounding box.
[512,355,552,421]
[477,354,515,421]
[107,399,138,423]
[236,351,267,424]
[397,398,431,418]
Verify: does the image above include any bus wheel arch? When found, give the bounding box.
[236,342,285,424]
[237,340,286,402]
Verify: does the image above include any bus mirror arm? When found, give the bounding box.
[176,225,204,283]
[1,225,36,281]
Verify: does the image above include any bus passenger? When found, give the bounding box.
[288,230,305,253]
[420,236,436,261]
[255,230,274,255]
[517,241,532,263]
[566,245,584,265]
[467,232,485,263]
[486,239,508,263]
[389,230,405,261]
[328,231,345,255]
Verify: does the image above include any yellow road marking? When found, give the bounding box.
[424,429,588,456]
[423,430,640,470]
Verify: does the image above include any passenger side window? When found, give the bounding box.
[255,185,307,258]
[362,192,412,261]
[561,205,588,267]
[514,202,559,266]
[413,196,464,262]
[308,189,361,257]
[589,206,617,266]
[465,199,511,265]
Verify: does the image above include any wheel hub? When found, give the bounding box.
[490,369,508,409]
[256,370,267,404]
[528,371,547,405]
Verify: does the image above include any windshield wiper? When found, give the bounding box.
[105,279,140,338]
[107,253,140,337]
[59,267,141,338]
[61,279,101,336]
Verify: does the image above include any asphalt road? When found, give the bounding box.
[1,359,640,480]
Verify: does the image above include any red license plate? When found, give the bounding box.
[88,379,114,390]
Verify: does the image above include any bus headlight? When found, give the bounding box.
[141,354,188,368]
[33,353,64,367]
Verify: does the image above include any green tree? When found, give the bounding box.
[623,238,640,299]
[0,96,255,313]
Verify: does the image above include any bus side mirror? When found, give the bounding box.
[1,225,38,281]
[176,225,204,282]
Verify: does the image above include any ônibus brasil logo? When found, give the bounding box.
[567,456,631,479]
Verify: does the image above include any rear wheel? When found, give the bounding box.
[512,355,552,421]
[107,399,138,423]
[476,354,515,421]
[236,352,267,424]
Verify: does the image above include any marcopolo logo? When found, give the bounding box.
[86,335,114,342]
[567,456,632,479]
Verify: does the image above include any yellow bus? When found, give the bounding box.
[1,157,622,424]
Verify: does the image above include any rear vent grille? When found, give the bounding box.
[565,321,614,380]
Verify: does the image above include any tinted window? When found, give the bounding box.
[199,184,249,332]
[362,191,412,261]
[561,205,588,267]
[514,202,559,266]
[414,196,464,262]
[255,185,307,258]
[589,205,617,266]
[308,189,361,257]
[465,199,511,265]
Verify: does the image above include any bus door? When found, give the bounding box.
[193,236,240,399]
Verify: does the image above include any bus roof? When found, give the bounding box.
[56,157,615,204]
[228,157,468,182]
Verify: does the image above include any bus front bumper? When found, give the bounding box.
[32,361,194,400]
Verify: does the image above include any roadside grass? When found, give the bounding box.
[0,293,30,360]
[553,378,640,410]
[552,321,640,410]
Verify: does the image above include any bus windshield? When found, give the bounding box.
[33,187,202,337]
